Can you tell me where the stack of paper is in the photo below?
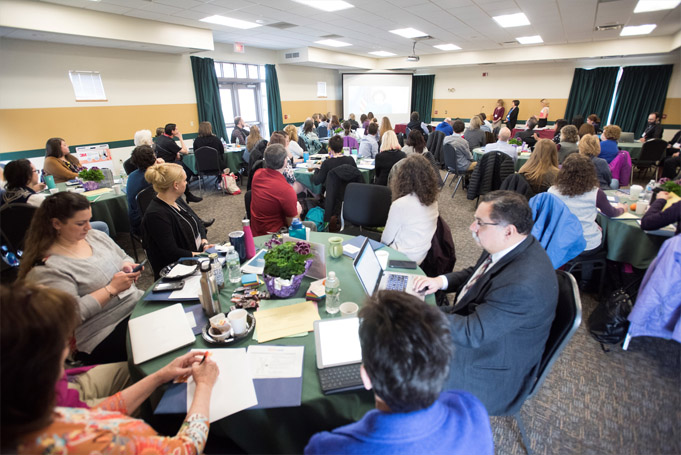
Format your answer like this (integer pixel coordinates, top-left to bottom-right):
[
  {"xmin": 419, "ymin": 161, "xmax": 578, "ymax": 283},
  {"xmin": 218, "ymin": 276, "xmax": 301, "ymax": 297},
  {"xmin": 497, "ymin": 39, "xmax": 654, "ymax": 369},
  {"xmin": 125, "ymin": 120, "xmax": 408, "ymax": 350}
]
[
  {"xmin": 254, "ymin": 301, "xmax": 321, "ymax": 343},
  {"xmin": 306, "ymin": 278, "xmax": 326, "ymax": 301}
]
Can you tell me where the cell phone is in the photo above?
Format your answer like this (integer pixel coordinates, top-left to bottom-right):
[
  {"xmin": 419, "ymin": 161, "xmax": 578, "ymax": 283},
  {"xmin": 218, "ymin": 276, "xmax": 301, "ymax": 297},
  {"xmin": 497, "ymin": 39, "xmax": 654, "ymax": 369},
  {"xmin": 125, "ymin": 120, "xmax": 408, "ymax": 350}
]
[
  {"xmin": 130, "ymin": 259, "xmax": 148, "ymax": 273},
  {"xmin": 152, "ymin": 280, "xmax": 185, "ymax": 293},
  {"xmin": 388, "ymin": 259, "xmax": 418, "ymax": 269}
]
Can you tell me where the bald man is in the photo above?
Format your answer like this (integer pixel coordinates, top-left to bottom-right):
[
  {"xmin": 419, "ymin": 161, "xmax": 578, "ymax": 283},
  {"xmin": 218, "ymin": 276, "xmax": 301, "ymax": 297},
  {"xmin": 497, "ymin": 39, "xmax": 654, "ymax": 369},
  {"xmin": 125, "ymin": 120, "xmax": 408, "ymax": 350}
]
[
  {"xmin": 436, "ymin": 117, "xmax": 454, "ymax": 136},
  {"xmin": 484, "ymin": 127, "xmax": 517, "ymax": 162}
]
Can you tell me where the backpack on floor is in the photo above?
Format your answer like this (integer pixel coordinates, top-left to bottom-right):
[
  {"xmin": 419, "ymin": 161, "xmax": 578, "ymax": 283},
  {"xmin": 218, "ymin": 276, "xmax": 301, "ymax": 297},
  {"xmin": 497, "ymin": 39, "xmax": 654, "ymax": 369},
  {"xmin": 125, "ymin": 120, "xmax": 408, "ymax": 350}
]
[
  {"xmin": 588, "ymin": 288, "xmax": 633, "ymax": 350},
  {"xmin": 305, "ymin": 207, "xmax": 325, "ymax": 232}
]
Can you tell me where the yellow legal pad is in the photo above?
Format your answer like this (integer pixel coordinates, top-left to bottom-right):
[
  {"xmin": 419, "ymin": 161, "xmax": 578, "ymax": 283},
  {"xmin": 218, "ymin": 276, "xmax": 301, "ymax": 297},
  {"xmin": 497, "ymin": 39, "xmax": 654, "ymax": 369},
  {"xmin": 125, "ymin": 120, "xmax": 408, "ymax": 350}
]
[
  {"xmin": 254, "ymin": 301, "xmax": 321, "ymax": 343},
  {"xmin": 83, "ymin": 188, "xmax": 113, "ymax": 197}
]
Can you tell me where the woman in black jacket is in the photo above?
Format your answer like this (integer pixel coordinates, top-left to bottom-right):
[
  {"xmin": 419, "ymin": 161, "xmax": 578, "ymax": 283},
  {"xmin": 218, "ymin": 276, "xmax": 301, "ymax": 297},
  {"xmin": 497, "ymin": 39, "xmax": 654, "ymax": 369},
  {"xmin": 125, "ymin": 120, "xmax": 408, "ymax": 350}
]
[{"xmin": 142, "ymin": 163, "xmax": 214, "ymax": 278}]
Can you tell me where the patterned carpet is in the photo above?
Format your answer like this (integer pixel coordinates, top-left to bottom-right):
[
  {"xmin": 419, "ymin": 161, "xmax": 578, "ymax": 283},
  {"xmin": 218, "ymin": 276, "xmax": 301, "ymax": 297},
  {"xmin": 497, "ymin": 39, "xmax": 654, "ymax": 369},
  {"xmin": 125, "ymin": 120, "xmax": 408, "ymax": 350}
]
[{"xmin": 123, "ymin": 173, "xmax": 680, "ymax": 455}]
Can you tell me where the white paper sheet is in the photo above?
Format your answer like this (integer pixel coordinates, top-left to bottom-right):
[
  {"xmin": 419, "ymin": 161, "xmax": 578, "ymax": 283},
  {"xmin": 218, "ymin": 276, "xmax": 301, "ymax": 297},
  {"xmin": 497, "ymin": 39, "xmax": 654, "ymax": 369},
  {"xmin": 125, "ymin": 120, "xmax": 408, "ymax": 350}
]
[
  {"xmin": 169, "ymin": 274, "xmax": 202, "ymax": 299},
  {"xmin": 186, "ymin": 348, "xmax": 258, "ymax": 422},
  {"xmin": 166, "ymin": 263, "xmax": 197, "ymax": 278},
  {"xmin": 247, "ymin": 345, "xmax": 304, "ymax": 378}
]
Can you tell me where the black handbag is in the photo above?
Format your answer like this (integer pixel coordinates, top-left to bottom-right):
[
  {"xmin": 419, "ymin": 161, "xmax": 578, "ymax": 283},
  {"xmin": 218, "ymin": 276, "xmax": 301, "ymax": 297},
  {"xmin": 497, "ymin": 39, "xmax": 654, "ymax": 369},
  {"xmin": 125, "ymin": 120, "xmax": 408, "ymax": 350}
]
[{"xmin": 588, "ymin": 288, "xmax": 633, "ymax": 351}]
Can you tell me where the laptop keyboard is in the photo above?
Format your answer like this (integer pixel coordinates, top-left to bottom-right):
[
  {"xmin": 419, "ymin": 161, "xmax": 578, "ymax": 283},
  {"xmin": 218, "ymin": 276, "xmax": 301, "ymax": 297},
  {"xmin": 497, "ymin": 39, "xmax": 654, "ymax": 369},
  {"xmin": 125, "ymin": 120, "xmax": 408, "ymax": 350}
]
[
  {"xmin": 318, "ymin": 363, "xmax": 363, "ymax": 394},
  {"xmin": 385, "ymin": 274, "xmax": 408, "ymax": 291}
]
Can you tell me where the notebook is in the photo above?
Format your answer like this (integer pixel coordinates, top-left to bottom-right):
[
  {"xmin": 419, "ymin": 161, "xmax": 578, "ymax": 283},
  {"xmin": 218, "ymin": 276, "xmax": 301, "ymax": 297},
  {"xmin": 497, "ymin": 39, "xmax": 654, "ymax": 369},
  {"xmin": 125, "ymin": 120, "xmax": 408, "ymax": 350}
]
[
  {"xmin": 352, "ymin": 237, "xmax": 425, "ymax": 300},
  {"xmin": 128, "ymin": 303, "xmax": 196, "ymax": 364},
  {"xmin": 314, "ymin": 318, "xmax": 363, "ymax": 394}
]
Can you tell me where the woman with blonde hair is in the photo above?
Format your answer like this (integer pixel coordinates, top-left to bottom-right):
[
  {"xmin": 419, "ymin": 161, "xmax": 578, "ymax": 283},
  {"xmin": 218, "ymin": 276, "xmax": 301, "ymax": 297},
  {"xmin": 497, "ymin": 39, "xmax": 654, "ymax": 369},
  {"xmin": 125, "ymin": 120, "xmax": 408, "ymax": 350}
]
[
  {"xmin": 141, "ymin": 163, "xmax": 213, "ymax": 278},
  {"xmin": 464, "ymin": 116, "xmax": 486, "ymax": 149},
  {"xmin": 518, "ymin": 139, "xmax": 559, "ymax": 194},
  {"xmin": 284, "ymin": 124, "xmax": 305, "ymax": 159},
  {"xmin": 374, "ymin": 130, "xmax": 406, "ymax": 186},
  {"xmin": 379, "ymin": 116, "xmax": 393, "ymax": 139},
  {"xmin": 492, "ymin": 99, "xmax": 505, "ymax": 130},
  {"xmin": 382, "ymin": 154, "xmax": 439, "ymax": 264},
  {"xmin": 579, "ymin": 134, "xmax": 612, "ymax": 189}
]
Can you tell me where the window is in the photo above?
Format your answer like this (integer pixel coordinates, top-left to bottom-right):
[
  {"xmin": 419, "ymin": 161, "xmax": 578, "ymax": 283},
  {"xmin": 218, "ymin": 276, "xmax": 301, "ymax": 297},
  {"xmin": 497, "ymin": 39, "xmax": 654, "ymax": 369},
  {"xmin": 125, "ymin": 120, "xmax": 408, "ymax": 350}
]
[
  {"xmin": 214, "ymin": 61, "xmax": 269, "ymax": 137},
  {"xmin": 68, "ymin": 71, "xmax": 107, "ymax": 101}
]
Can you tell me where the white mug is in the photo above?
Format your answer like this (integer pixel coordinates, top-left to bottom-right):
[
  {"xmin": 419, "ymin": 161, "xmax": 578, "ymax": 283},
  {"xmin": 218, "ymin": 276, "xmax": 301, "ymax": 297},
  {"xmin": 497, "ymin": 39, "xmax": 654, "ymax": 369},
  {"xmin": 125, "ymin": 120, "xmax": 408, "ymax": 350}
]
[
  {"xmin": 228, "ymin": 308, "xmax": 248, "ymax": 335},
  {"xmin": 340, "ymin": 302, "xmax": 359, "ymax": 318},
  {"xmin": 636, "ymin": 200, "xmax": 649, "ymax": 215}
]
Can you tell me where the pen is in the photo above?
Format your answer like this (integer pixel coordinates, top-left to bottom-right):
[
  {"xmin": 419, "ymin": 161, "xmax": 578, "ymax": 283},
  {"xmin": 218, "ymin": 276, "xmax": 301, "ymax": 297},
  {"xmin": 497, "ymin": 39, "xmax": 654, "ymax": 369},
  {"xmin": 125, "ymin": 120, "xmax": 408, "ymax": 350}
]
[{"xmin": 199, "ymin": 350, "xmax": 209, "ymax": 365}]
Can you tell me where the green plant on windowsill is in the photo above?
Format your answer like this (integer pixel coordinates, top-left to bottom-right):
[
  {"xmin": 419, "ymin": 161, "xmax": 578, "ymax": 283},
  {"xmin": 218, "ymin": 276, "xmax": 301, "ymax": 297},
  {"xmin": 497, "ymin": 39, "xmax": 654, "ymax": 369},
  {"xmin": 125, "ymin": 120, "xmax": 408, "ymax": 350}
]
[{"xmin": 78, "ymin": 167, "xmax": 105, "ymax": 182}]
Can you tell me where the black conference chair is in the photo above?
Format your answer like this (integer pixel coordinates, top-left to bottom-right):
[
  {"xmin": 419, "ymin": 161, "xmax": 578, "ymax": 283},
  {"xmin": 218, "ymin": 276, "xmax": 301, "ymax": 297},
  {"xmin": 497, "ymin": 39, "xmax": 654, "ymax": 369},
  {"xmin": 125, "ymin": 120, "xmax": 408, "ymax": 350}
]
[
  {"xmin": 340, "ymin": 183, "xmax": 392, "ymax": 241},
  {"xmin": 564, "ymin": 250, "xmax": 608, "ymax": 298},
  {"xmin": 244, "ymin": 190, "xmax": 252, "ymax": 220},
  {"xmin": 0, "ymin": 203, "xmax": 38, "ymax": 256},
  {"xmin": 635, "ymin": 139, "xmax": 667, "ymax": 178},
  {"xmin": 246, "ymin": 159, "xmax": 264, "ymax": 192},
  {"xmin": 513, "ymin": 270, "xmax": 582, "ymax": 454},
  {"xmin": 441, "ymin": 143, "xmax": 474, "ymax": 199},
  {"xmin": 136, "ymin": 186, "xmax": 156, "ymax": 218},
  {"xmin": 194, "ymin": 146, "xmax": 225, "ymax": 195},
  {"xmin": 317, "ymin": 125, "xmax": 328, "ymax": 139}
]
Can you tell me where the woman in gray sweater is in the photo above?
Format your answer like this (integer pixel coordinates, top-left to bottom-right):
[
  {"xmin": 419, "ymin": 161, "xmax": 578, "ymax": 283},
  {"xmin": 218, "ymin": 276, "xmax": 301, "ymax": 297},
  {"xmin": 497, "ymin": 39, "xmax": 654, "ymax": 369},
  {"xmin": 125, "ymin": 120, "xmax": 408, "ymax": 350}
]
[
  {"xmin": 463, "ymin": 116, "xmax": 487, "ymax": 150},
  {"xmin": 19, "ymin": 192, "xmax": 143, "ymax": 365}
]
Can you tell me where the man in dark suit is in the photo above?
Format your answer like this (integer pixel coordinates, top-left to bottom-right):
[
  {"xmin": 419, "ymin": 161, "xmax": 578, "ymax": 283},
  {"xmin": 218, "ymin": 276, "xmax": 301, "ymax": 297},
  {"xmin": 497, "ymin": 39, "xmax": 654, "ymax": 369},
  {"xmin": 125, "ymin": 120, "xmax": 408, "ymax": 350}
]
[
  {"xmin": 514, "ymin": 116, "xmax": 539, "ymax": 149},
  {"xmin": 640, "ymin": 112, "xmax": 664, "ymax": 143},
  {"xmin": 413, "ymin": 191, "xmax": 558, "ymax": 416},
  {"xmin": 505, "ymin": 99, "xmax": 520, "ymax": 130}
]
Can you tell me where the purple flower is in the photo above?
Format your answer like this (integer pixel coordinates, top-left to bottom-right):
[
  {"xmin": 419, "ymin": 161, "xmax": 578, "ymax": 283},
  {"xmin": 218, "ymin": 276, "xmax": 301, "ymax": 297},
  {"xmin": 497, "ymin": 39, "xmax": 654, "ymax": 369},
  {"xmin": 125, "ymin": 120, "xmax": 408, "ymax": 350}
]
[
  {"xmin": 294, "ymin": 241, "xmax": 310, "ymax": 255},
  {"xmin": 264, "ymin": 236, "xmax": 282, "ymax": 249}
]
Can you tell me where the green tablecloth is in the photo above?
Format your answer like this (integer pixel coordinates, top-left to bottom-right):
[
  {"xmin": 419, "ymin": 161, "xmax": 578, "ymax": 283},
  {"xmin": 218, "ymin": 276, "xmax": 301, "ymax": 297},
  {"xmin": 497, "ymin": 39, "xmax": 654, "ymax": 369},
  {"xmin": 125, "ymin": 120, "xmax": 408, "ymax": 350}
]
[
  {"xmin": 128, "ymin": 232, "xmax": 434, "ymax": 453},
  {"xmin": 618, "ymin": 142, "xmax": 643, "ymax": 161},
  {"xmin": 473, "ymin": 148, "xmax": 529, "ymax": 171},
  {"xmin": 294, "ymin": 167, "xmax": 372, "ymax": 194},
  {"xmin": 599, "ymin": 191, "xmax": 671, "ymax": 269},
  {"xmin": 184, "ymin": 148, "xmax": 245, "ymax": 174},
  {"xmin": 54, "ymin": 183, "xmax": 130, "ymax": 237}
]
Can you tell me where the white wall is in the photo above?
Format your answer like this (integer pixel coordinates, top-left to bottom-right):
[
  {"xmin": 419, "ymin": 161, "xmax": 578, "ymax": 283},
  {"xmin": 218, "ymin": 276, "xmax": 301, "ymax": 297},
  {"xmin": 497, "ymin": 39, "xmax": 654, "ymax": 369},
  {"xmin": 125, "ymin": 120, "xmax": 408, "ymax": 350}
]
[{"xmin": 277, "ymin": 64, "xmax": 341, "ymax": 101}]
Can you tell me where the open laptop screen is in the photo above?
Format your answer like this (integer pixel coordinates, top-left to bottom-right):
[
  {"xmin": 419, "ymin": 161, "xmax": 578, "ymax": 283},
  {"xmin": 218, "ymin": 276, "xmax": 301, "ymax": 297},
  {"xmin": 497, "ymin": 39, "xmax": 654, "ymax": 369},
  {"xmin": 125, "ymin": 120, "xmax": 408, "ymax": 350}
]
[
  {"xmin": 353, "ymin": 238, "xmax": 382, "ymax": 296},
  {"xmin": 314, "ymin": 318, "xmax": 362, "ymax": 368}
]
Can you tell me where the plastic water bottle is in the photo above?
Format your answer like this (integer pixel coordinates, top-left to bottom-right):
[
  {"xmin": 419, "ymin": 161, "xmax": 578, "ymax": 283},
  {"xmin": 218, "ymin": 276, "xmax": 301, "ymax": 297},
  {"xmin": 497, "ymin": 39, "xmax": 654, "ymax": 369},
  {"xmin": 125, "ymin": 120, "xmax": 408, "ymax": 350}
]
[
  {"xmin": 644, "ymin": 179, "xmax": 655, "ymax": 201},
  {"xmin": 288, "ymin": 218, "xmax": 306, "ymax": 240},
  {"xmin": 209, "ymin": 253, "xmax": 225, "ymax": 288},
  {"xmin": 325, "ymin": 272, "xmax": 341, "ymax": 314},
  {"xmin": 118, "ymin": 159, "xmax": 127, "ymax": 183},
  {"xmin": 226, "ymin": 245, "xmax": 241, "ymax": 284}
]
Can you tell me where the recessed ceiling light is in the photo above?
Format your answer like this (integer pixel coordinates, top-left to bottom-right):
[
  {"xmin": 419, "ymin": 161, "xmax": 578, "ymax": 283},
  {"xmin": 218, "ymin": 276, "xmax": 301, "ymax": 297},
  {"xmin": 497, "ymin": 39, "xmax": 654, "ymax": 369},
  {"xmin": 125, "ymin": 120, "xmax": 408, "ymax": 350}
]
[
  {"xmin": 389, "ymin": 28, "xmax": 428, "ymax": 39},
  {"xmin": 293, "ymin": 0, "xmax": 354, "ymax": 12},
  {"xmin": 315, "ymin": 39, "xmax": 352, "ymax": 47},
  {"xmin": 369, "ymin": 51, "xmax": 397, "ymax": 57},
  {"xmin": 492, "ymin": 13, "xmax": 531, "ymax": 28},
  {"xmin": 620, "ymin": 24, "xmax": 657, "ymax": 35},
  {"xmin": 516, "ymin": 35, "xmax": 543, "ymax": 44},
  {"xmin": 434, "ymin": 44, "xmax": 461, "ymax": 51},
  {"xmin": 200, "ymin": 15, "xmax": 262, "ymax": 29},
  {"xmin": 634, "ymin": 0, "xmax": 681, "ymax": 13}
]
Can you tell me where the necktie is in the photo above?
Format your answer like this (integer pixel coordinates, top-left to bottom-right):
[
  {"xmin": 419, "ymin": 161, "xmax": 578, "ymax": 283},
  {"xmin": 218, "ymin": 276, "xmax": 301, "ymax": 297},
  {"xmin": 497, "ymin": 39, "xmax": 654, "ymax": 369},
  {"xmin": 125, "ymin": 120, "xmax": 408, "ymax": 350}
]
[{"xmin": 456, "ymin": 255, "xmax": 493, "ymax": 304}]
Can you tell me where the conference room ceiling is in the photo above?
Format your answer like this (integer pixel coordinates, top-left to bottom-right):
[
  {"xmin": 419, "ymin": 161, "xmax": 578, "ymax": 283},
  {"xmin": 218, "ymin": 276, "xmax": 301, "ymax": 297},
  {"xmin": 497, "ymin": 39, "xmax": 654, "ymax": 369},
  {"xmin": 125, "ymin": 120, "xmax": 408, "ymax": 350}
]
[{"xmin": 35, "ymin": 0, "xmax": 681, "ymax": 57}]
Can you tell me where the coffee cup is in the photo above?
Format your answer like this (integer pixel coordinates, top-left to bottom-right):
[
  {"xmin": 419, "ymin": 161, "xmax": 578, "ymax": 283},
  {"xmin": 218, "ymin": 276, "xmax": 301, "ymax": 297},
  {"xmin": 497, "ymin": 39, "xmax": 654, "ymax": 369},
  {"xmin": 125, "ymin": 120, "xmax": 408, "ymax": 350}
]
[
  {"xmin": 340, "ymin": 302, "xmax": 359, "ymax": 318},
  {"xmin": 635, "ymin": 200, "xmax": 649, "ymax": 215},
  {"xmin": 228, "ymin": 308, "xmax": 249, "ymax": 335},
  {"xmin": 209, "ymin": 313, "xmax": 231, "ymax": 333},
  {"xmin": 303, "ymin": 152, "xmax": 310, "ymax": 162},
  {"xmin": 44, "ymin": 175, "xmax": 56, "ymax": 190},
  {"xmin": 328, "ymin": 236, "xmax": 344, "ymax": 259},
  {"xmin": 208, "ymin": 326, "xmax": 231, "ymax": 341},
  {"xmin": 375, "ymin": 250, "xmax": 389, "ymax": 270},
  {"xmin": 49, "ymin": 188, "xmax": 59, "ymax": 195},
  {"xmin": 112, "ymin": 184, "xmax": 122, "ymax": 195},
  {"xmin": 630, "ymin": 185, "xmax": 643, "ymax": 200}
]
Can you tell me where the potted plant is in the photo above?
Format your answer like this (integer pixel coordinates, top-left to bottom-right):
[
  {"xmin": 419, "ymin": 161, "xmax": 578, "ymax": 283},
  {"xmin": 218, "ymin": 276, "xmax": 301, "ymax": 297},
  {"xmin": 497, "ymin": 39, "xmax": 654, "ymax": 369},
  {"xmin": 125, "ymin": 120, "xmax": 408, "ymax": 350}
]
[
  {"xmin": 263, "ymin": 238, "xmax": 314, "ymax": 298},
  {"xmin": 78, "ymin": 167, "xmax": 105, "ymax": 191}
]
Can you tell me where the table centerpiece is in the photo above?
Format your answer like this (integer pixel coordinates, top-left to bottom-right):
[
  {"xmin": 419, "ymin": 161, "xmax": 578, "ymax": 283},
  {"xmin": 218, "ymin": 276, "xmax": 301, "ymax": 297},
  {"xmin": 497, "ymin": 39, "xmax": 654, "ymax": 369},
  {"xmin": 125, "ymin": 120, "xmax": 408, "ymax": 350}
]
[
  {"xmin": 78, "ymin": 167, "xmax": 105, "ymax": 191},
  {"xmin": 263, "ymin": 237, "xmax": 314, "ymax": 298}
]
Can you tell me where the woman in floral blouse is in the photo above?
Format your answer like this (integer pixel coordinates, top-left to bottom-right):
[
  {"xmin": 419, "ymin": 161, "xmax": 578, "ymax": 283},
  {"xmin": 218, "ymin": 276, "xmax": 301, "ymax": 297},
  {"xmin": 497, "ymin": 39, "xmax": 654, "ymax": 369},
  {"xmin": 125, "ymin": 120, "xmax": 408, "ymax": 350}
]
[{"xmin": 1, "ymin": 282, "xmax": 219, "ymax": 454}]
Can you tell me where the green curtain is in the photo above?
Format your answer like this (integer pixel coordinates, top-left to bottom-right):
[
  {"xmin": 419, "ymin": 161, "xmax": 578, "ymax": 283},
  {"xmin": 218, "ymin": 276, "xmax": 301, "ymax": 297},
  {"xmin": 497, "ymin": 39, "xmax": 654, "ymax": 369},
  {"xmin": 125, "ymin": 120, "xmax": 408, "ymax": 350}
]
[
  {"xmin": 611, "ymin": 64, "xmax": 674, "ymax": 137},
  {"xmin": 411, "ymin": 75, "xmax": 435, "ymax": 123},
  {"xmin": 265, "ymin": 64, "xmax": 283, "ymax": 134},
  {"xmin": 563, "ymin": 67, "xmax": 619, "ymax": 123},
  {"xmin": 190, "ymin": 56, "xmax": 228, "ymax": 141}
]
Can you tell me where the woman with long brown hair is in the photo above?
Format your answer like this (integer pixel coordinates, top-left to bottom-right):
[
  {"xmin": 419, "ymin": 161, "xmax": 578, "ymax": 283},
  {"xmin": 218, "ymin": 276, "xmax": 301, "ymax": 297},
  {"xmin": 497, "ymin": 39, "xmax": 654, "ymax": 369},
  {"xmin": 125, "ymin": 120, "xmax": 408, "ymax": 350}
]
[
  {"xmin": 19, "ymin": 192, "xmax": 142, "ymax": 365},
  {"xmin": 382, "ymin": 154, "xmax": 439, "ymax": 265},
  {"xmin": 518, "ymin": 139, "xmax": 559, "ymax": 193},
  {"xmin": 43, "ymin": 137, "xmax": 84, "ymax": 183}
]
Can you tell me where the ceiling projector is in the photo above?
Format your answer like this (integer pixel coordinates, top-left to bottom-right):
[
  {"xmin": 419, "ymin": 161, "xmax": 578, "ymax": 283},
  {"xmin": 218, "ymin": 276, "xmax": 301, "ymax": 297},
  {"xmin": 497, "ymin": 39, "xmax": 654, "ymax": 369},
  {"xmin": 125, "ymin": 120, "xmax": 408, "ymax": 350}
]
[{"xmin": 406, "ymin": 55, "xmax": 420, "ymax": 62}]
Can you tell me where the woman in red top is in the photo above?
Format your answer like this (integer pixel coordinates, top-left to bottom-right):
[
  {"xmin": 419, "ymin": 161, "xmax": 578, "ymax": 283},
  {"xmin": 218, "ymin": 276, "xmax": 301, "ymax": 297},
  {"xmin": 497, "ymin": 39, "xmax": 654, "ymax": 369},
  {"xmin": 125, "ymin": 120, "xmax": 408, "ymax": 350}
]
[{"xmin": 492, "ymin": 99, "xmax": 505, "ymax": 130}]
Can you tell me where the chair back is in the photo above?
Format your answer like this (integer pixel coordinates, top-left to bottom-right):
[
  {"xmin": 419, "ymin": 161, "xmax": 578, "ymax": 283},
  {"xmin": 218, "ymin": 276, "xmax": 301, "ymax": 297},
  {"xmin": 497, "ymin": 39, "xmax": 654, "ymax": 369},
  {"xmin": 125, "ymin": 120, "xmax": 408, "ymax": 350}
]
[
  {"xmin": 341, "ymin": 183, "xmax": 392, "ymax": 228},
  {"xmin": 324, "ymin": 165, "xmax": 364, "ymax": 222},
  {"xmin": 638, "ymin": 139, "xmax": 667, "ymax": 166},
  {"xmin": 527, "ymin": 270, "xmax": 582, "ymax": 399},
  {"xmin": 342, "ymin": 136, "xmax": 358, "ymax": 150},
  {"xmin": 194, "ymin": 146, "xmax": 222, "ymax": 175},
  {"xmin": 244, "ymin": 190, "xmax": 252, "ymax": 220},
  {"xmin": 246, "ymin": 159, "xmax": 265, "ymax": 191},
  {"xmin": 317, "ymin": 126, "xmax": 328, "ymax": 138},
  {"xmin": 298, "ymin": 136, "xmax": 308, "ymax": 152},
  {"xmin": 485, "ymin": 131, "xmax": 496, "ymax": 144},
  {"xmin": 619, "ymin": 132, "xmax": 635, "ymax": 142},
  {"xmin": 0, "ymin": 203, "xmax": 37, "ymax": 254},
  {"xmin": 426, "ymin": 131, "xmax": 446, "ymax": 165},
  {"xmin": 442, "ymin": 143, "xmax": 461, "ymax": 174},
  {"xmin": 136, "ymin": 186, "xmax": 157, "ymax": 217}
]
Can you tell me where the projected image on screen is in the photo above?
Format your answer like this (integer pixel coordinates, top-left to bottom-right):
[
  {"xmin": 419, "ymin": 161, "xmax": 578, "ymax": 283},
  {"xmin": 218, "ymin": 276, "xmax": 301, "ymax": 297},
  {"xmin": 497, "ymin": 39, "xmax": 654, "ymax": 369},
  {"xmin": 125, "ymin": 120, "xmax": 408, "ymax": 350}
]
[{"xmin": 343, "ymin": 73, "xmax": 413, "ymax": 124}]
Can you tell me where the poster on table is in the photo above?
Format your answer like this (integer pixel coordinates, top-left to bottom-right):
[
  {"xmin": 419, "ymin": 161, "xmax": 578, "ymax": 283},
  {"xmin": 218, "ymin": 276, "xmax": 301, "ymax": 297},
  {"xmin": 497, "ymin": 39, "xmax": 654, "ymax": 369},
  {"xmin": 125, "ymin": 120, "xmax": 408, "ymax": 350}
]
[{"xmin": 75, "ymin": 144, "xmax": 114, "ymax": 171}]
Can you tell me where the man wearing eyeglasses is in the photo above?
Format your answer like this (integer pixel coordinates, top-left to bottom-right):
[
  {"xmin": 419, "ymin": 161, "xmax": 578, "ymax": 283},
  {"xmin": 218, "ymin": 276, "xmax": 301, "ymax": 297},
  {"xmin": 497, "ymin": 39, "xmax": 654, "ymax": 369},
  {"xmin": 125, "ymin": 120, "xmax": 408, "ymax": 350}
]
[{"xmin": 413, "ymin": 190, "xmax": 558, "ymax": 416}]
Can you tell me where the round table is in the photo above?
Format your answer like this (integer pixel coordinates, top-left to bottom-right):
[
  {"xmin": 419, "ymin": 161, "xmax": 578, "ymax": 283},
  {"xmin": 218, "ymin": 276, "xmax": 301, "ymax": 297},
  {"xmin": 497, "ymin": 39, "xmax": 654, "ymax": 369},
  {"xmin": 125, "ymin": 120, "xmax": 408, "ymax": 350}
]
[
  {"xmin": 52, "ymin": 183, "xmax": 130, "ymax": 237},
  {"xmin": 183, "ymin": 148, "xmax": 245, "ymax": 174},
  {"xmin": 473, "ymin": 148, "xmax": 529, "ymax": 171},
  {"xmin": 128, "ymin": 232, "xmax": 434, "ymax": 453},
  {"xmin": 293, "ymin": 164, "xmax": 373, "ymax": 195},
  {"xmin": 617, "ymin": 142, "xmax": 643, "ymax": 161}
]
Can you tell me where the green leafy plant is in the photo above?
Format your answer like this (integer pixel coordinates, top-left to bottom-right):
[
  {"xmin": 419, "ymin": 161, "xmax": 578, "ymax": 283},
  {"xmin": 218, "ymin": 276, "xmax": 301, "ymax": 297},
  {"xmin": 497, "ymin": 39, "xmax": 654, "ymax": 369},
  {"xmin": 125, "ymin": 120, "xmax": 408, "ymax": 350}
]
[
  {"xmin": 78, "ymin": 167, "xmax": 105, "ymax": 182},
  {"xmin": 508, "ymin": 138, "xmax": 522, "ymax": 146},
  {"xmin": 660, "ymin": 180, "xmax": 681, "ymax": 197},
  {"xmin": 263, "ymin": 241, "xmax": 313, "ymax": 279}
]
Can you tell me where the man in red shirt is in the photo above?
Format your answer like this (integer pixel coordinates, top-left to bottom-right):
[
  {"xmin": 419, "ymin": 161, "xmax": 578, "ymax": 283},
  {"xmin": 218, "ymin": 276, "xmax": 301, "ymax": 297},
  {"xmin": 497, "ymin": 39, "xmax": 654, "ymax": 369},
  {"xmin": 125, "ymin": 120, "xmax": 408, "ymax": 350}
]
[{"xmin": 250, "ymin": 144, "xmax": 301, "ymax": 236}]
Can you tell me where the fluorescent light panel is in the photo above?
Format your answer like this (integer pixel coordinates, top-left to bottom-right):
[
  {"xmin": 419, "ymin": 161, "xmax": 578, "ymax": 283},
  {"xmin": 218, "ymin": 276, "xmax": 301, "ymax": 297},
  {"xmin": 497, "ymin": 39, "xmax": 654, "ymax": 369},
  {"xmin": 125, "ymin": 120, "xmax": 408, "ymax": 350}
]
[
  {"xmin": 200, "ymin": 15, "xmax": 261, "ymax": 29},
  {"xmin": 315, "ymin": 39, "xmax": 352, "ymax": 47},
  {"xmin": 434, "ymin": 44, "xmax": 461, "ymax": 51},
  {"xmin": 369, "ymin": 51, "xmax": 396, "ymax": 57},
  {"xmin": 492, "ymin": 12, "xmax": 530, "ymax": 28},
  {"xmin": 389, "ymin": 28, "xmax": 428, "ymax": 38},
  {"xmin": 620, "ymin": 24, "xmax": 657, "ymax": 35},
  {"xmin": 293, "ymin": 0, "xmax": 354, "ymax": 11},
  {"xmin": 516, "ymin": 35, "xmax": 543, "ymax": 44},
  {"xmin": 634, "ymin": 0, "xmax": 681, "ymax": 12}
]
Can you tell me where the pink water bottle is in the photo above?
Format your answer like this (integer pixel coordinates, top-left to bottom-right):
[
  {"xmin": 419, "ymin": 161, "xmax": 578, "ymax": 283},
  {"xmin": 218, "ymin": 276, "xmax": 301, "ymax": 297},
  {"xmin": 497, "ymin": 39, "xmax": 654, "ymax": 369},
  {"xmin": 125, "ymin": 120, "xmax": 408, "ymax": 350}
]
[{"xmin": 242, "ymin": 219, "xmax": 256, "ymax": 260}]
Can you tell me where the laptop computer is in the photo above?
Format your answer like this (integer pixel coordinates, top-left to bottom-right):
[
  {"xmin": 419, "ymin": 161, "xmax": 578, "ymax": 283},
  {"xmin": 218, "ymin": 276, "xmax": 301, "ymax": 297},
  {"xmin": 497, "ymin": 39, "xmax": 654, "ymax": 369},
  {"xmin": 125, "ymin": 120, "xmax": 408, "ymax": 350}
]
[
  {"xmin": 352, "ymin": 238, "xmax": 426, "ymax": 300},
  {"xmin": 314, "ymin": 317, "xmax": 364, "ymax": 394}
]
